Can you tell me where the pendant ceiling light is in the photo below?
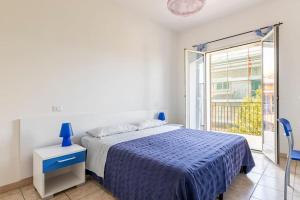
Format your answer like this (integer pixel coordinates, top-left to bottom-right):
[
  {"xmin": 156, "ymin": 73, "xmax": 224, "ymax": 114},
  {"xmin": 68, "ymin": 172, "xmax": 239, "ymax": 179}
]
[{"xmin": 167, "ymin": 0, "xmax": 206, "ymax": 16}]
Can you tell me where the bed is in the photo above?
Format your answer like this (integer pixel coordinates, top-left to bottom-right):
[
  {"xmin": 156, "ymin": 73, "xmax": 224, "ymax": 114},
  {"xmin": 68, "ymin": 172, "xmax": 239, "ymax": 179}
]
[{"xmin": 81, "ymin": 125, "xmax": 255, "ymax": 200}]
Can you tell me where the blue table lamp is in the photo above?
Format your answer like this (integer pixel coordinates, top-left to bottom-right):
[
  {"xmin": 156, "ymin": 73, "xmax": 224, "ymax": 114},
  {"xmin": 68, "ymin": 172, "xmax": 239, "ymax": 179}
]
[
  {"xmin": 158, "ymin": 112, "xmax": 166, "ymax": 121},
  {"xmin": 59, "ymin": 123, "xmax": 73, "ymax": 147}
]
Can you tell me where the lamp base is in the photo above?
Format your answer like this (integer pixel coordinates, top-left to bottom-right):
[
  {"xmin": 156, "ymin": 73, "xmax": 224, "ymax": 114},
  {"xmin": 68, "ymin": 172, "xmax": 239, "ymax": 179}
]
[{"xmin": 62, "ymin": 137, "xmax": 72, "ymax": 147}]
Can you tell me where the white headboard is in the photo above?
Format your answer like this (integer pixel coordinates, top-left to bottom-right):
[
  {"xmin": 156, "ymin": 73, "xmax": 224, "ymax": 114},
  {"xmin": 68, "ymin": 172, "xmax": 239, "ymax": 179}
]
[{"xmin": 20, "ymin": 110, "xmax": 163, "ymax": 179}]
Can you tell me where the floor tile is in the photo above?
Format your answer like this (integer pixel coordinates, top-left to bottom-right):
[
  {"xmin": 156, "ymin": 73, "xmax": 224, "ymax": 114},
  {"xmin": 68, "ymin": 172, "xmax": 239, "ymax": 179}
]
[
  {"xmin": 251, "ymin": 166, "xmax": 267, "ymax": 174},
  {"xmin": 224, "ymin": 187, "xmax": 252, "ymax": 200},
  {"xmin": 230, "ymin": 174, "xmax": 257, "ymax": 187},
  {"xmin": 292, "ymin": 182, "xmax": 300, "ymax": 196},
  {"xmin": 279, "ymin": 159, "xmax": 296, "ymax": 173},
  {"xmin": 252, "ymin": 185, "xmax": 292, "ymax": 200},
  {"xmin": 50, "ymin": 193, "xmax": 70, "ymax": 200},
  {"xmin": 258, "ymin": 174, "xmax": 294, "ymax": 192},
  {"xmin": 294, "ymin": 175, "xmax": 300, "ymax": 185},
  {"xmin": 79, "ymin": 190, "xmax": 116, "ymax": 200},
  {"xmin": 229, "ymin": 174, "xmax": 259, "ymax": 196},
  {"xmin": 252, "ymin": 153, "xmax": 265, "ymax": 159},
  {"xmin": 263, "ymin": 164, "xmax": 290, "ymax": 179},
  {"xmin": 20, "ymin": 185, "xmax": 41, "ymax": 200},
  {"xmin": 65, "ymin": 180, "xmax": 101, "ymax": 200},
  {"xmin": 225, "ymin": 173, "xmax": 259, "ymax": 200},
  {"xmin": 296, "ymin": 166, "xmax": 300, "ymax": 175},
  {"xmin": 293, "ymin": 193, "xmax": 300, "ymax": 200},
  {"xmin": 0, "ymin": 189, "xmax": 24, "ymax": 200},
  {"xmin": 251, "ymin": 157, "xmax": 269, "ymax": 174},
  {"xmin": 244, "ymin": 172, "xmax": 262, "ymax": 183}
]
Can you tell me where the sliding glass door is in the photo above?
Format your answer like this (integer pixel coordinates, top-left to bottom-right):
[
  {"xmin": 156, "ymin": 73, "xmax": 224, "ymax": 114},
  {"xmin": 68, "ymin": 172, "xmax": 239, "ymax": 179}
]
[
  {"xmin": 261, "ymin": 27, "xmax": 279, "ymax": 163},
  {"xmin": 185, "ymin": 50, "xmax": 206, "ymax": 130}
]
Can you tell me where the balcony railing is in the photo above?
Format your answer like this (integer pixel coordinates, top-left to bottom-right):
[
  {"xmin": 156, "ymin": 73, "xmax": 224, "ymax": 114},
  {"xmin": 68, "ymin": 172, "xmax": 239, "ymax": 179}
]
[{"xmin": 211, "ymin": 102, "xmax": 262, "ymax": 136}]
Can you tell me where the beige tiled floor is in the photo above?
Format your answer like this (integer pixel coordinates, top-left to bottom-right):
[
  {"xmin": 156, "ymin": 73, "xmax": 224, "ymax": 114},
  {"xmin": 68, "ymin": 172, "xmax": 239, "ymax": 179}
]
[
  {"xmin": 0, "ymin": 178, "xmax": 115, "ymax": 200},
  {"xmin": 1, "ymin": 152, "xmax": 299, "ymax": 200}
]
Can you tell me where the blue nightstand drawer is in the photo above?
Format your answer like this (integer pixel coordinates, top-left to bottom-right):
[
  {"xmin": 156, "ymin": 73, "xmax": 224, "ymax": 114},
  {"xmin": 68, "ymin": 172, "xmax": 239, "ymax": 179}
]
[{"xmin": 43, "ymin": 151, "xmax": 86, "ymax": 173}]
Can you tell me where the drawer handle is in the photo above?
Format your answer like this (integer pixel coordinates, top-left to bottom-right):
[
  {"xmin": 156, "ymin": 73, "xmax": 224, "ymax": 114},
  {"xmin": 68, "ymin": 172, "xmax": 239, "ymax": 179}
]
[{"xmin": 57, "ymin": 157, "xmax": 76, "ymax": 163}]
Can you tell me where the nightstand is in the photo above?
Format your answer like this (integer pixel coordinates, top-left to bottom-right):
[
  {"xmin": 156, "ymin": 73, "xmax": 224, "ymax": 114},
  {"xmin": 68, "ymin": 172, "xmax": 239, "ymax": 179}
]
[
  {"xmin": 168, "ymin": 124, "xmax": 185, "ymax": 129},
  {"xmin": 33, "ymin": 144, "xmax": 86, "ymax": 199}
]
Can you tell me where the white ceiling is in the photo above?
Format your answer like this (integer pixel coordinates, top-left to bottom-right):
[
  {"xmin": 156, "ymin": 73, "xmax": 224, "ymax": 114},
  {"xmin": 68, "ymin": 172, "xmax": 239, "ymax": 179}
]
[{"xmin": 112, "ymin": 0, "xmax": 271, "ymax": 31}]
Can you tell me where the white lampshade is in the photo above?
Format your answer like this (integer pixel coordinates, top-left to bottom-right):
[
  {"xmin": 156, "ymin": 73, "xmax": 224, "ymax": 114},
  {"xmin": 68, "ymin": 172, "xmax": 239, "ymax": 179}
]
[{"xmin": 167, "ymin": 0, "xmax": 205, "ymax": 16}]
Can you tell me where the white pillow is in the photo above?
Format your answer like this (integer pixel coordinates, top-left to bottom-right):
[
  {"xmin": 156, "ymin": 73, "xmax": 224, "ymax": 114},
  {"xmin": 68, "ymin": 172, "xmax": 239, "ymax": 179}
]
[
  {"xmin": 87, "ymin": 123, "xmax": 138, "ymax": 138},
  {"xmin": 136, "ymin": 119, "xmax": 167, "ymax": 130}
]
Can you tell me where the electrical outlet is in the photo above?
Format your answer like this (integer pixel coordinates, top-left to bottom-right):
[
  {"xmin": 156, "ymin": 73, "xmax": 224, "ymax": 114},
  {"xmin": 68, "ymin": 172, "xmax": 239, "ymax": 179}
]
[{"xmin": 52, "ymin": 106, "xmax": 63, "ymax": 112}]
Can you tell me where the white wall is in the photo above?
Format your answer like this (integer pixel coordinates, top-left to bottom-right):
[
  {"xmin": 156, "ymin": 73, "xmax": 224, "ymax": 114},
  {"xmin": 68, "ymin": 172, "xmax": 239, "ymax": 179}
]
[
  {"xmin": 176, "ymin": 0, "xmax": 300, "ymax": 154},
  {"xmin": 0, "ymin": 0, "xmax": 177, "ymax": 186}
]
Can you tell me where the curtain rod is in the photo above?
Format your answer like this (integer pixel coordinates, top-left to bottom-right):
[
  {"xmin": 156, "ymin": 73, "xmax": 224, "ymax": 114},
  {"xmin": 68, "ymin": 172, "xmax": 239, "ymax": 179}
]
[{"xmin": 192, "ymin": 22, "xmax": 283, "ymax": 48}]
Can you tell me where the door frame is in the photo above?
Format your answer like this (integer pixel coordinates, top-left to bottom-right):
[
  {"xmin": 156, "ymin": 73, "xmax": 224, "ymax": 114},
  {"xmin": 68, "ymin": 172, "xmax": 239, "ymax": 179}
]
[
  {"xmin": 205, "ymin": 41, "xmax": 262, "ymax": 135},
  {"xmin": 184, "ymin": 49, "xmax": 206, "ymax": 129},
  {"xmin": 184, "ymin": 27, "xmax": 280, "ymax": 158}
]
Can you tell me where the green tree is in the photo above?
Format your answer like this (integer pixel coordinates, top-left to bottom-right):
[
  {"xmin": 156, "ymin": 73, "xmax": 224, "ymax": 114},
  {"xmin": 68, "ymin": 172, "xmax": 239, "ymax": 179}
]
[{"xmin": 231, "ymin": 89, "xmax": 262, "ymax": 136}]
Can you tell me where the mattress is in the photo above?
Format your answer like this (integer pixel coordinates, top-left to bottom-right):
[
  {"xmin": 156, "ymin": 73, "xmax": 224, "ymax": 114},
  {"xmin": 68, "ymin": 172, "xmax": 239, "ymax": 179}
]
[{"xmin": 81, "ymin": 125, "xmax": 180, "ymax": 178}]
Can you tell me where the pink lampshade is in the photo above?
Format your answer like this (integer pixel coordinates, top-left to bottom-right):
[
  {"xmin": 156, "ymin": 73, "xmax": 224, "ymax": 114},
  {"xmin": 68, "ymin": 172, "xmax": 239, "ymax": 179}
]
[{"xmin": 167, "ymin": 0, "xmax": 205, "ymax": 16}]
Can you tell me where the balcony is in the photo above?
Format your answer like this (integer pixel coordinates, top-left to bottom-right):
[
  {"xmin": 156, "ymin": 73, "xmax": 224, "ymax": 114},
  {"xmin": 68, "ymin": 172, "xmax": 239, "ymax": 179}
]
[{"xmin": 210, "ymin": 102, "xmax": 262, "ymax": 150}]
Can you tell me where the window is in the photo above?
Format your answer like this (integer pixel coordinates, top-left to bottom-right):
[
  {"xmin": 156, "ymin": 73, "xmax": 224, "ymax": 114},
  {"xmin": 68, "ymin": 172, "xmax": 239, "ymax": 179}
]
[{"xmin": 216, "ymin": 82, "xmax": 229, "ymax": 90}]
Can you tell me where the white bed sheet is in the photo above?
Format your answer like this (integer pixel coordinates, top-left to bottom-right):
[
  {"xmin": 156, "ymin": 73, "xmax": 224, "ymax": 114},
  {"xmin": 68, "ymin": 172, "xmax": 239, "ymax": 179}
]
[{"xmin": 81, "ymin": 125, "xmax": 180, "ymax": 178}]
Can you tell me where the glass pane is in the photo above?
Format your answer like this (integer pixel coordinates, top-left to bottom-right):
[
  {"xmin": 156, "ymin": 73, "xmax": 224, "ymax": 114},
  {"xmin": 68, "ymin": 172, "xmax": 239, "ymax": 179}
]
[
  {"xmin": 262, "ymin": 30, "xmax": 277, "ymax": 163},
  {"xmin": 249, "ymin": 46, "xmax": 262, "ymax": 79},
  {"xmin": 228, "ymin": 48, "xmax": 249, "ymax": 80},
  {"xmin": 186, "ymin": 51, "xmax": 206, "ymax": 130},
  {"xmin": 228, "ymin": 81, "xmax": 249, "ymax": 100},
  {"xmin": 209, "ymin": 42, "xmax": 263, "ymax": 151}
]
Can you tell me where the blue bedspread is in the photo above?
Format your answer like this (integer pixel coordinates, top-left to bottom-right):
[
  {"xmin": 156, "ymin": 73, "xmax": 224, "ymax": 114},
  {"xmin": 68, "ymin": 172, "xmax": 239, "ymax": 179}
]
[{"xmin": 104, "ymin": 129, "xmax": 255, "ymax": 200}]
